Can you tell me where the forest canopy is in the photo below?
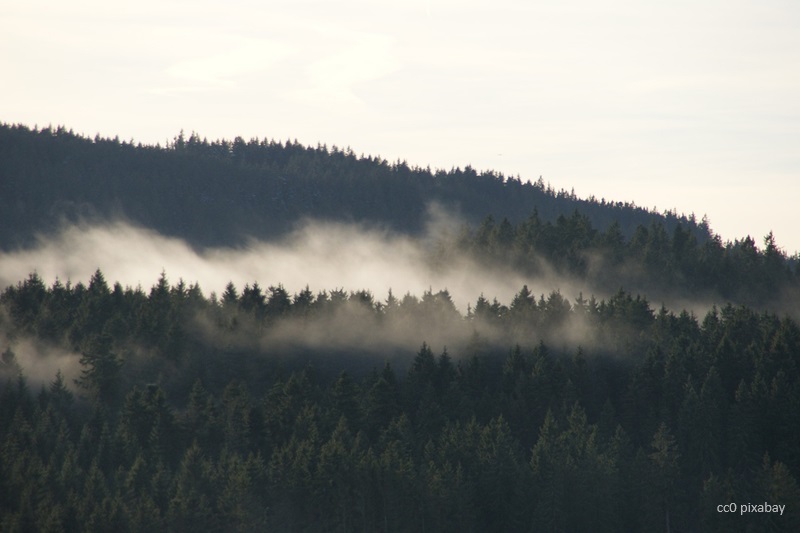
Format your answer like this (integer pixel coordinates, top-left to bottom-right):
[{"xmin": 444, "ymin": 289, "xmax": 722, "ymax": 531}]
[
  {"xmin": 1, "ymin": 270, "xmax": 799, "ymax": 531},
  {"xmin": 1, "ymin": 122, "xmax": 799, "ymax": 531}
]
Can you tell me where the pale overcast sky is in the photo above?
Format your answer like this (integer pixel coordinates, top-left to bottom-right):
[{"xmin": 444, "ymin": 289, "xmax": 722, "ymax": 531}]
[{"xmin": 2, "ymin": 0, "xmax": 799, "ymax": 252}]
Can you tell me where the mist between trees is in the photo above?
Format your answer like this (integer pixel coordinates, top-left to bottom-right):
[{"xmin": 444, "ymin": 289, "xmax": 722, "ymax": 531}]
[
  {"xmin": 3, "ymin": 210, "xmax": 799, "ymax": 313},
  {"xmin": 0, "ymin": 210, "xmax": 737, "ymax": 391},
  {"xmin": 2, "ymin": 262, "xmax": 800, "ymax": 530},
  {"xmin": 2, "ymin": 213, "xmax": 800, "ymax": 531}
]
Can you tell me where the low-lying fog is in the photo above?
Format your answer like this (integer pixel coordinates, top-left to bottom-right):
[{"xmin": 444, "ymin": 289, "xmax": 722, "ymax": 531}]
[
  {"xmin": 0, "ymin": 212, "xmax": 591, "ymax": 314},
  {"xmin": 0, "ymin": 209, "xmax": 737, "ymax": 389}
]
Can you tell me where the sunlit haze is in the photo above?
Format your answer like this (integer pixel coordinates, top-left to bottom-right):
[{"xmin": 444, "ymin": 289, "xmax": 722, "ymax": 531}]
[{"xmin": 2, "ymin": 0, "xmax": 798, "ymax": 251}]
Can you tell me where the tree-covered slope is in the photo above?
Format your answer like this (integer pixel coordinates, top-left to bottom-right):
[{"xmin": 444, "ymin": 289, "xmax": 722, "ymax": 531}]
[
  {"xmin": 454, "ymin": 211, "xmax": 800, "ymax": 310},
  {"xmin": 0, "ymin": 123, "xmax": 706, "ymax": 249},
  {"xmin": 1, "ymin": 271, "xmax": 800, "ymax": 531}
]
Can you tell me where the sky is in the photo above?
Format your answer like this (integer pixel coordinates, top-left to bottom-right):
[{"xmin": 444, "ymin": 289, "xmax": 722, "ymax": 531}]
[{"xmin": 2, "ymin": 0, "xmax": 799, "ymax": 252}]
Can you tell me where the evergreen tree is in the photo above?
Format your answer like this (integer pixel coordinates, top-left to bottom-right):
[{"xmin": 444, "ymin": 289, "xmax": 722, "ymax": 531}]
[{"xmin": 75, "ymin": 334, "xmax": 122, "ymax": 404}]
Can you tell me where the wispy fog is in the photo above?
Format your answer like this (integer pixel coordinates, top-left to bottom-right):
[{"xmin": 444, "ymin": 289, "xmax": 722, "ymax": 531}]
[
  {"xmin": 1, "ymin": 209, "xmax": 750, "ymax": 388},
  {"xmin": 0, "ymin": 210, "xmax": 587, "ymax": 314},
  {"xmin": 0, "ymin": 210, "xmax": 601, "ymax": 386},
  {"xmin": 0, "ymin": 330, "xmax": 82, "ymax": 389}
]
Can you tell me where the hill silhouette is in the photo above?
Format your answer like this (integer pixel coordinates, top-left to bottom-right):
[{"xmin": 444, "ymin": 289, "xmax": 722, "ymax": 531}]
[{"xmin": 0, "ymin": 123, "xmax": 706, "ymax": 249}]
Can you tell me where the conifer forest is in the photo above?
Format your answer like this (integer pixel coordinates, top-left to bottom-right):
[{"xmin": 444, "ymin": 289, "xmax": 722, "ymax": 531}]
[{"xmin": 1, "ymin": 124, "xmax": 799, "ymax": 531}]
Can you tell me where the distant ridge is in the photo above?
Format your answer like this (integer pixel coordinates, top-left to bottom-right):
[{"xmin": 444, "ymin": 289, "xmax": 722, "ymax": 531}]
[{"xmin": 0, "ymin": 123, "xmax": 706, "ymax": 249}]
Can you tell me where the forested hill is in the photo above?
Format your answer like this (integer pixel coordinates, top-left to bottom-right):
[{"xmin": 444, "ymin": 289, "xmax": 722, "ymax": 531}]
[
  {"xmin": 0, "ymin": 123, "xmax": 707, "ymax": 249},
  {"xmin": 3, "ymin": 122, "xmax": 800, "ymax": 531}
]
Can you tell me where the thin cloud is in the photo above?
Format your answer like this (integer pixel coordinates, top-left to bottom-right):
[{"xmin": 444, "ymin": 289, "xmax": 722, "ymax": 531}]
[
  {"xmin": 293, "ymin": 32, "xmax": 401, "ymax": 108},
  {"xmin": 164, "ymin": 38, "xmax": 292, "ymax": 90}
]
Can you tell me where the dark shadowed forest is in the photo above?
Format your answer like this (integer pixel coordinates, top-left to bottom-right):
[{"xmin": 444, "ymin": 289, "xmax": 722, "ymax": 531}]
[
  {"xmin": 0, "ymin": 124, "xmax": 711, "ymax": 249},
  {"xmin": 1, "ymin": 124, "xmax": 799, "ymax": 532}
]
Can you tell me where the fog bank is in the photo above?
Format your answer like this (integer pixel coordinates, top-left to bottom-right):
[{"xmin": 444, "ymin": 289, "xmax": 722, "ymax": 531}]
[{"xmin": 0, "ymin": 215, "xmax": 588, "ymax": 314}]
